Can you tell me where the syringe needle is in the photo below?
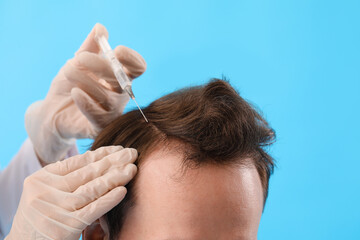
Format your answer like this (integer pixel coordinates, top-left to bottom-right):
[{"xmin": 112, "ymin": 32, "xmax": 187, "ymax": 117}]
[
  {"xmin": 133, "ymin": 98, "xmax": 148, "ymax": 123},
  {"xmin": 95, "ymin": 35, "xmax": 148, "ymax": 122}
]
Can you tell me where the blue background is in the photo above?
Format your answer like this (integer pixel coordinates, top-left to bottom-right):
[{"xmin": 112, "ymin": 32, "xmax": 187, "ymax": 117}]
[{"xmin": 1, "ymin": 0, "xmax": 359, "ymax": 239}]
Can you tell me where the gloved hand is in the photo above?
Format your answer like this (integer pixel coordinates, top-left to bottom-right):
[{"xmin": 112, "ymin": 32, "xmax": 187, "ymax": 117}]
[
  {"xmin": 25, "ymin": 23, "xmax": 146, "ymax": 164},
  {"xmin": 5, "ymin": 145, "xmax": 138, "ymax": 240}
]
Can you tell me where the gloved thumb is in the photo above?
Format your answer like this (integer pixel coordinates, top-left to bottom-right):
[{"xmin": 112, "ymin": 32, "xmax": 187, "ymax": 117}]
[
  {"xmin": 71, "ymin": 87, "xmax": 129, "ymax": 132},
  {"xmin": 70, "ymin": 87, "xmax": 103, "ymax": 137},
  {"xmin": 76, "ymin": 23, "xmax": 109, "ymax": 55}
]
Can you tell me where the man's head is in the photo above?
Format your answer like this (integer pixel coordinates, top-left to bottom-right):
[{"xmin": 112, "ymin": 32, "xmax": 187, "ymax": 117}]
[{"xmin": 90, "ymin": 79, "xmax": 275, "ymax": 239}]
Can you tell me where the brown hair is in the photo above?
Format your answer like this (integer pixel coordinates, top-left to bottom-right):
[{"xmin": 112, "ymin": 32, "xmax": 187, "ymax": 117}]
[{"xmin": 91, "ymin": 79, "xmax": 275, "ymax": 239}]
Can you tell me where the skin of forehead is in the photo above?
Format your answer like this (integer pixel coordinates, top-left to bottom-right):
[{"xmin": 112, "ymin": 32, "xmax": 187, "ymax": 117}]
[{"xmin": 116, "ymin": 143, "xmax": 264, "ymax": 240}]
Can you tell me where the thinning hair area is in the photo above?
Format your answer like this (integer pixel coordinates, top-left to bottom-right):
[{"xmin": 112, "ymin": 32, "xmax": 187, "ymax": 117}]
[{"xmin": 91, "ymin": 79, "xmax": 275, "ymax": 239}]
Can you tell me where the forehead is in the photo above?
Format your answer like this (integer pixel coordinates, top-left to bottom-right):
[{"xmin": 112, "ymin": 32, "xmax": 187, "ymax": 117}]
[{"xmin": 118, "ymin": 145, "xmax": 264, "ymax": 239}]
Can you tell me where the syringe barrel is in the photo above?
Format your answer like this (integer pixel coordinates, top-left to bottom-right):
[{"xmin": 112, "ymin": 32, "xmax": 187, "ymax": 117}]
[
  {"xmin": 104, "ymin": 50, "xmax": 132, "ymax": 90},
  {"xmin": 96, "ymin": 35, "xmax": 132, "ymax": 92},
  {"xmin": 95, "ymin": 33, "xmax": 147, "ymax": 122}
]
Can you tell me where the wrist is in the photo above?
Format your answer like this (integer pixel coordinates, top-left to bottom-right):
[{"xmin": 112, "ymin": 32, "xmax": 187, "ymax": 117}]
[
  {"xmin": 25, "ymin": 100, "xmax": 77, "ymax": 164},
  {"xmin": 33, "ymin": 136, "xmax": 76, "ymax": 164}
]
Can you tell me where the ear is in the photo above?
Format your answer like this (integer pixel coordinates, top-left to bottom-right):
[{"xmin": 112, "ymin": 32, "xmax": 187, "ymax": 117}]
[{"xmin": 82, "ymin": 217, "xmax": 109, "ymax": 240}]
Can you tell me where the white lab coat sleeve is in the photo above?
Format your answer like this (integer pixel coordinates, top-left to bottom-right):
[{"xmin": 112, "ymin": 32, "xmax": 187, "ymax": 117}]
[{"xmin": 0, "ymin": 138, "xmax": 78, "ymax": 239}]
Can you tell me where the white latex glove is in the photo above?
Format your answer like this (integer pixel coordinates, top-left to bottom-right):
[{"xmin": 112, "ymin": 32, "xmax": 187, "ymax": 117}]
[
  {"xmin": 5, "ymin": 145, "xmax": 138, "ymax": 240},
  {"xmin": 25, "ymin": 23, "xmax": 146, "ymax": 164}
]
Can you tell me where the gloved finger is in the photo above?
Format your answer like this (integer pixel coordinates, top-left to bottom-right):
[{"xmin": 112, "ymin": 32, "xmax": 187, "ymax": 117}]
[
  {"xmin": 44, "ymin": 146, "xmax": 124, "ymax": 176},
  {"xmin": 26, "ymin": 197, "xmax": 86, "ymax": 236},
  {"xmin": 63, "ymin": 61, "xmax": 111, "ymax": 111},
  {"xmin": 114, "ymin": 45, "xmax": 147, "ymax": 78},
  {"xmin": 53, "ymin": 102, "xmax": 99, "ymax": 140},
  {"xmin": 71, "ymin": 84, "xmax": 130, "ymax": 112},
  {"xmin": 76, "ymin": 52, "xmax": 120, "ymax": 92},
  {"xmin": 71, "ymin": 87, "xmax": 107, "ymax": 130},
  {"xmin": 76, "ymin": 186, "xmax": 127, "ymax": 225},
  {"xmin": 68, "ymin": 116, "xmax": 99, "ymax": 140},
  {"xmin": 76, "ymin": 23, "xmax": 108, "ymax": 55},
  {"xmin": 62, "ymin": 148, "xmax": 137, "ymax": 192},
  {"xmin": 76, "ymin": 51, "xmax": 114, "ymax": 80},
  {"xmin": 72, "ymin": 164, "xmax": 137, "ymax": 209},
  {"xmin": 76, "ymin": 49, "xmax": 146, "ymax": 91},
  {"xmin": 47, "ymin": 164, "xmax": 137, "ymax": 211},
  {"xmin": 71, "ymin": 87, "xmax": 129, "ymax": 128},
  {"xmin": 77, "ymin": 46, "xmax": 147, "ymax": 79}
]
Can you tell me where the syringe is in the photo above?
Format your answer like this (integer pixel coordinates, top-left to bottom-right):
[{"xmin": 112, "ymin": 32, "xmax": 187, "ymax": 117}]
[{"xmin": 95, "ymin": 35, "xmax": 148, "ymax": 122}]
